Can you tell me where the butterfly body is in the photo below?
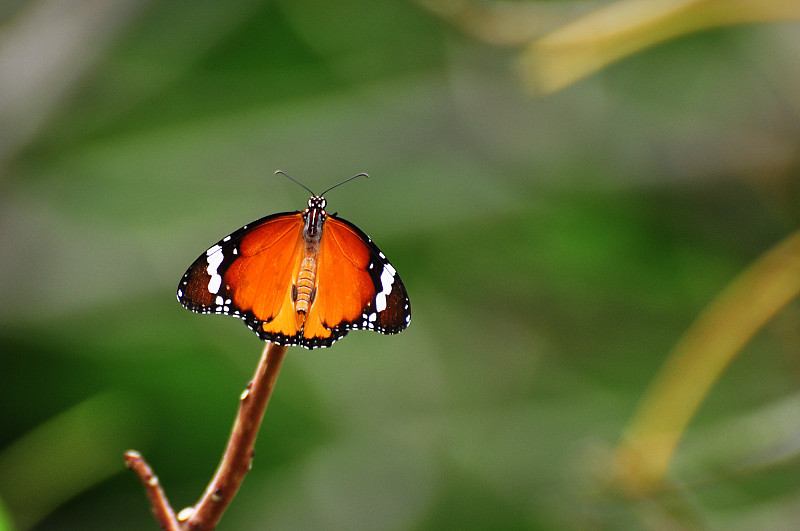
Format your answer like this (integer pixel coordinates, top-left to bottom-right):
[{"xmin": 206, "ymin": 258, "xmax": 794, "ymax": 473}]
[{"xmin": 178, "ymin": 192, "xmax": 410, "ymax": 349}]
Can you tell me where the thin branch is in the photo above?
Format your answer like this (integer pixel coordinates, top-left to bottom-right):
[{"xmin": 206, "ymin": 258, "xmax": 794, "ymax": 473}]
[
  {"xmin": 124, "ymin": 450, "xmax": 181, "ymax": 531},
  {"xmin": 126, "ymin": 341, "xmax": 289, "ymax": 531},
  {"xmin": 185, "ymin": 341, "xmax": 288, "ymax": 530}
]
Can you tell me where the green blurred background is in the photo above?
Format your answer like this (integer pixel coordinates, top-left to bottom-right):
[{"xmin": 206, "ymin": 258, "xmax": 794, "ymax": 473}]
[{"xmin": 2, "ymin": 1, "xmax": 800, "ymax": 529}]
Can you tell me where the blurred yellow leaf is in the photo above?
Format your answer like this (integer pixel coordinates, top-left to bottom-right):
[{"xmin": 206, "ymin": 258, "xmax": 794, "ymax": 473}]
[
  {"xmin": 614, "ymin": 227, "xmax": 800, "ymax": 495},
  {"xmin": 522, "ymin": 0, "xmax": 800, "ymax": 94}
]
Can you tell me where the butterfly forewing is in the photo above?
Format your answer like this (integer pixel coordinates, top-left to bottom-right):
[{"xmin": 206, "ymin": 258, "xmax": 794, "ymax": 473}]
[{"xmin": 177, "ymin": 211, "xmax": 299, "ymax": 318}]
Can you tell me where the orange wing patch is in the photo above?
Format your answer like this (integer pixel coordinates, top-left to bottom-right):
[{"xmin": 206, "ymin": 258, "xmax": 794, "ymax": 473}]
[
  {"xmin": 302, "ymin": 217, "xmax": 374, "ymax": 340},
  {"xmin": 223, "ymin": 215, "xmax": 304, "ymax": 335}
]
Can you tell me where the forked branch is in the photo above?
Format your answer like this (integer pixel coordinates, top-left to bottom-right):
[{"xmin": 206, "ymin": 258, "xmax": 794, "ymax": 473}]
[{"xmin": 126, "ymin": 342, "xmax": 289, "ymax": 530}]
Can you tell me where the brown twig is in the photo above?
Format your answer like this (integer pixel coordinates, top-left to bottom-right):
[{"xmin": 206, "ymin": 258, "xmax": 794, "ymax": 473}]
[
  {"xmin": 185, "ymin": 341, "xmax": 288, "ymax": 529},
  {"xmin": 124, "ymin": 450, "xmax": 181, "ymax": 531},
  {"xmin": 126, "ymin": 341, "xmax": 289, "ymax": 530}
]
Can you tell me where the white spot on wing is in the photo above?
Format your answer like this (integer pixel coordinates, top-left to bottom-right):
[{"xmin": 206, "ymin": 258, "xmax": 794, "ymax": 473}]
[
  {"xmin": 206, "ymin": 246, "xmax": 224, "ymax": 294},
  {"xmin": 375, "ymin": 263, "xmax": 396, "ymax": 313}
]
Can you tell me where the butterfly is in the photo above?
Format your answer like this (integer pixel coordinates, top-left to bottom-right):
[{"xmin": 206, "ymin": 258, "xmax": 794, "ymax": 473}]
[{"xmin": 177, "ymin": 171, "xmax": 411, "ymax": 349}]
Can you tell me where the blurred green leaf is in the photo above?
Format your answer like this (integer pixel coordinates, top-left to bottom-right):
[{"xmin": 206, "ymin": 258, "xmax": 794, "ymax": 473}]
[
  {"xmin": 0, "ymin": 497, "xmax": 13, "ymax": 531},
  {"xmin": 0, "ymin": 392, "xmax": 148, "ymax": 530}
]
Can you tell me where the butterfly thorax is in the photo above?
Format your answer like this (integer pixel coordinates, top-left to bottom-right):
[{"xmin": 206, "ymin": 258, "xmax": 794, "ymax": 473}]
[{"xmin": 293, "ymin": 196, "xmax": 327, "ymax": 327}]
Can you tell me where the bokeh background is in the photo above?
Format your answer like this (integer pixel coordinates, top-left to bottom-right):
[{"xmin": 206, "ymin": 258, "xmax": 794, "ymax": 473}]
[{"xmin": 2, "ymin": 1, "xmax": 800, "ymax": 529}]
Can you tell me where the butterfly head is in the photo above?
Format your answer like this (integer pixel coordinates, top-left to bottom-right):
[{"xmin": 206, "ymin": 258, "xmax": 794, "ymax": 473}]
[
  {"xmin": 303, "ymin": 195, "xmax": 327, "ymax": 239},
  {"xmin": 307, "ymin": 196, "xmax": 327, "ymax": 211}
]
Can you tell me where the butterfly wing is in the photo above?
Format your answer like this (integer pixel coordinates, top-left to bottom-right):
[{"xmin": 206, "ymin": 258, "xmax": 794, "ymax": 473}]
[
  {"xmin": 300, "ymin": 215, "xmax": 411, "ymax": 346},
  {"xmin": 177, "ymin": 211, "xmax": 308, "ymax": 344}
]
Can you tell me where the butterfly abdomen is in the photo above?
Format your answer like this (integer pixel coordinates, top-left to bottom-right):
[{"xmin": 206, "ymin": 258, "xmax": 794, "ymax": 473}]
[{"xmin": 294, "ymin": 256, "xmax": 317, "ymax": 316}]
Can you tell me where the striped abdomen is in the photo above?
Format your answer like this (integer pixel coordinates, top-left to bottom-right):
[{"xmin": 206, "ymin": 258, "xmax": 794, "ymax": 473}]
[{"xmin": 294, "ymin": 256, "xmax": 317, "ymax": 317}]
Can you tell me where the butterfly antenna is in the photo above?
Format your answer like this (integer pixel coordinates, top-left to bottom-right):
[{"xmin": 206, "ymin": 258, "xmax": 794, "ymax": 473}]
[
  {"xmin": 275, "ymin": 170, "xmax": 316, "ymax": 196},
  {"xmin": 319, "ymin": 173, "xmax": 369, "ymax": 196}
]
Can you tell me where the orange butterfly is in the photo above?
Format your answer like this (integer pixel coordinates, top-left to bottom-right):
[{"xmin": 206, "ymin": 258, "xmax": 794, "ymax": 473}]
[{"xmin": 178, "ymin": 172, "xmax": 411, "ymax": 349}]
